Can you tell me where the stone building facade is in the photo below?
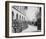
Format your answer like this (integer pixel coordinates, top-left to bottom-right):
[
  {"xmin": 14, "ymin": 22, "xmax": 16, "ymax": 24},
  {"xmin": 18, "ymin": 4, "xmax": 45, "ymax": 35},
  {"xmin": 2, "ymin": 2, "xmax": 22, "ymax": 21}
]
[{"xmin": 12, "ymin": 6, "xmax": 28, "ymax": 33}]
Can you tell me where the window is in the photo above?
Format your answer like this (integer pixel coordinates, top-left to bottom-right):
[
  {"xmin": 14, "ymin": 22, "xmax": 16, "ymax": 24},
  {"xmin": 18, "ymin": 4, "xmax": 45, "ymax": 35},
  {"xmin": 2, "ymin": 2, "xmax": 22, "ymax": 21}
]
[
  {"xmin": 20, "ymin": 15, "xmax": 21, "ymax": 20},
  {"xmin": 22, "ymin": 16, "xmax": 23, "ymax": 20},
  {"xmin": 24, "ymin": 17, "xmax": 25, "ymax": 21},
  {"xmin": 12, "ymin": 11, "xmax": 14, "ymax": 18},
  {"xmin": 16, "ymin": 13, "xmax": 18, "ymax": 20}
]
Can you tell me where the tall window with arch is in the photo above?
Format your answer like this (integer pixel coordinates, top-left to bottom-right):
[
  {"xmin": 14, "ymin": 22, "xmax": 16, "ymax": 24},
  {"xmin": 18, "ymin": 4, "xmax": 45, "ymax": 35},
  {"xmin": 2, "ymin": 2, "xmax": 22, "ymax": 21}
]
[
  {"xmin": 12, "ymin": 11, "xmax": 14, "ymax": 21},
  {"xmin": 22, "ymin": 16, "xmax": 23, "ymax": 21},
  {"xmin": 16, "ymin": 13, "xmax": 18, "ymax": 20},
  {"xmin": 20, "ymin": 15, "xmax": 21, "ymax": 20}
]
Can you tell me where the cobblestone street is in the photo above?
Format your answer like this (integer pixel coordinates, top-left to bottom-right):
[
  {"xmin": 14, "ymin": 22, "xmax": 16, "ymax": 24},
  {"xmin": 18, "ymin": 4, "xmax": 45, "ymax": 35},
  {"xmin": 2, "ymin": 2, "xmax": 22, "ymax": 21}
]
[{"xmin": 22, "ymin": 24, "xmax": 38, "ymax": 33}]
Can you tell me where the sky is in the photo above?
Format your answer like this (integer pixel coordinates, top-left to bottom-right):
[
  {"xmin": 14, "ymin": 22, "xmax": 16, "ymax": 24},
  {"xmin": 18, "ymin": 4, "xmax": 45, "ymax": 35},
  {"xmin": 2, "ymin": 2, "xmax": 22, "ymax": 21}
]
[{"xmin": 25, "ymin": 6, "xmax": 40, "ymax": 22}]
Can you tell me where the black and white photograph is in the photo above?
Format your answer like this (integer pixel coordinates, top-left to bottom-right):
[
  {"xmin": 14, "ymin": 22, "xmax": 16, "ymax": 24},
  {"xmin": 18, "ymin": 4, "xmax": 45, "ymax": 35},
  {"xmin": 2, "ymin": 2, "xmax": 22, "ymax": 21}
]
[
  {"xmin": 12, "ymin": 6, "xmax": 41, "ymax": 33},
  {"xmin": 5, "ymin": 1, "xmax": 45, "ymax": 38}
]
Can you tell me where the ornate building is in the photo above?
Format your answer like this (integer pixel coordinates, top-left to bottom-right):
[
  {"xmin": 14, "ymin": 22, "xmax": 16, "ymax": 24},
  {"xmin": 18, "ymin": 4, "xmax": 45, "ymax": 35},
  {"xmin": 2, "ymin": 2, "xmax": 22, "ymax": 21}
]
[
  {"xmin": 12, "ymin": 6, "xmax": 28, "ymax": 33},
  {"xmin": 12, "ymin": 6, "xmax": 26, "ymax": 21}
]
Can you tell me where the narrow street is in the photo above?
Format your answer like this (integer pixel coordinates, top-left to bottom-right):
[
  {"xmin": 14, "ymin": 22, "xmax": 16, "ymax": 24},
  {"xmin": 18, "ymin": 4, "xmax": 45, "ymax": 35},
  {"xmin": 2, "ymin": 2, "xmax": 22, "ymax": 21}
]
[{"xmin": 22, "ymin": 24, "xmax": 38, "ymax": 33}]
